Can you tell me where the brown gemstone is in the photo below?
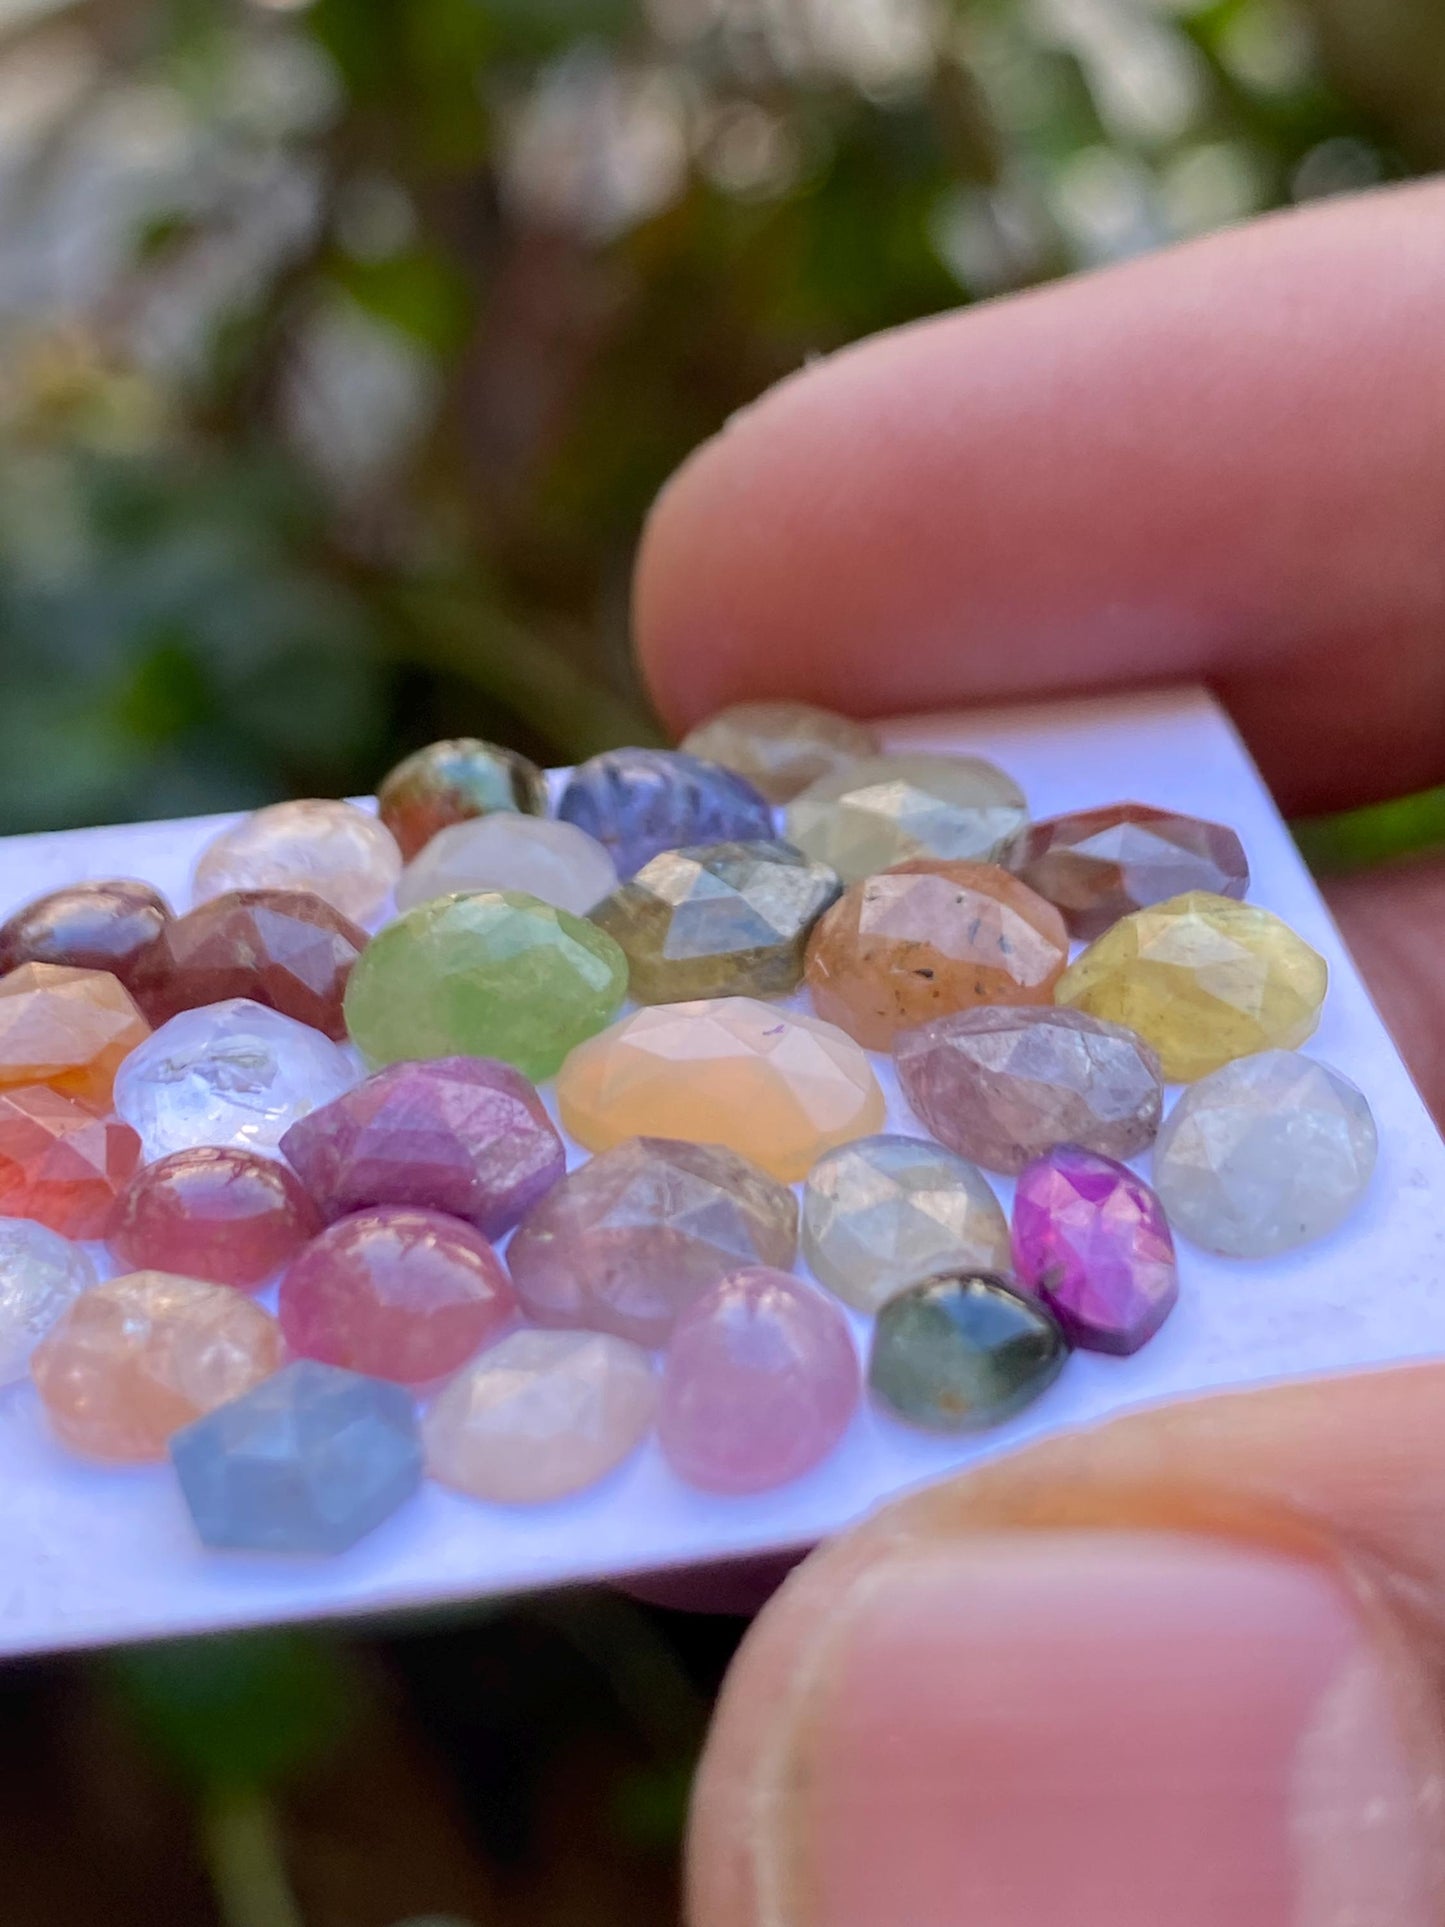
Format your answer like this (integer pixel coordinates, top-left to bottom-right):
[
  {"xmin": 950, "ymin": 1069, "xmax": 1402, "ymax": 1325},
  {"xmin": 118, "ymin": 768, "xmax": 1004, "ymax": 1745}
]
[
  {"xmin": 0, "ymin": 879, "xmax": 171, "ymax": 1017},
  {"xmin": 378, "ymin": 738, "xmax": 549, "ymax": 861},
  {"xmin": 1009, "ymin": 802, "xmax": 1249, "ymax": 940}
]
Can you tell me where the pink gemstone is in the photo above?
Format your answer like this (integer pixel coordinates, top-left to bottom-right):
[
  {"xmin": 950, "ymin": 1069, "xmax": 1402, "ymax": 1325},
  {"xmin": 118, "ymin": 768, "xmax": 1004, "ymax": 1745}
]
[
  {"xmin": 279, "ymin": 1205, "xmax": 514, "ymax": 1384},
  {"xmin": 107, "ymin": 1145, "xmax": 323, "ymax": 1290},
  {"xmin": 1010, "ymin": 1144, "xmax": 1177, "ymax": 1354},
  {"xmin": 657, "ymin": 1266, "xmax": 860, "ymax": 1493}
]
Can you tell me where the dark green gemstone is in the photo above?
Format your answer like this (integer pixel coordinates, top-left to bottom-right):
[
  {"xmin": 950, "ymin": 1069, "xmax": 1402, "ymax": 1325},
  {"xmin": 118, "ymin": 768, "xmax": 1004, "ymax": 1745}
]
[{"xmin": 868, "ymin": 1270, "xmax": 1067, "ymax": 1432}]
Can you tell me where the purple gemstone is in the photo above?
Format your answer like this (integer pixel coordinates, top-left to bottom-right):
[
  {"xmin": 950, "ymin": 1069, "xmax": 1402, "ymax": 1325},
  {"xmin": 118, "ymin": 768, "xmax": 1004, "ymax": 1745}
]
[
  {"xmin": 1010, "ymin": 1144, "xmax": 1177, "ymax": 1355},
  {"xmin": 557, "ymin": 748, "xmax": 774, "ymax": 878},
  {"xmin": 280, "ymin": 1057, "xmax": 564, "ymax": 1239}
]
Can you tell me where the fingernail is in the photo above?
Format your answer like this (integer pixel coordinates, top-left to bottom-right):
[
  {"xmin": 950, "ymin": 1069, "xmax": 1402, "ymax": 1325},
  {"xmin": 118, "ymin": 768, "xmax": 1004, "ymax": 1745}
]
[{"xmin": 753, "ymin": 1531, "xmax": 1437, "ymax": 1927}]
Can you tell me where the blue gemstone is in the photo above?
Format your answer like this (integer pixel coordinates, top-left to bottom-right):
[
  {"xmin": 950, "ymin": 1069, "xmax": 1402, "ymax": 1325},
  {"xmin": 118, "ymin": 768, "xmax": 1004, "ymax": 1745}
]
[
  {"xmin": 557, "ymin": 748, "xmax": 773, "ymax": 878},
  {"xmin": 170, "ymin": 1360, "xmax": 422, "ymax": 1554}
]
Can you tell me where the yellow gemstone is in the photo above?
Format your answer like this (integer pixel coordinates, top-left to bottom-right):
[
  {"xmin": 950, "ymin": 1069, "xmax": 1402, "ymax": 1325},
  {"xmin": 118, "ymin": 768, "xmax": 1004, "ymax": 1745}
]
[
  {"xmin": 556, "ymin": 997, "xmax": 887, "ymax": 1182},
  {"xmin": 1054, "ymin": 891, "xmax": 1327, "ymax": 1081}
]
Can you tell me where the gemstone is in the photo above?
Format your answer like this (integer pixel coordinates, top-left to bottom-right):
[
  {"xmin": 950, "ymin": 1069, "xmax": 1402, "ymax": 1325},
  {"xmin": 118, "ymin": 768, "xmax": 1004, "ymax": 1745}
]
[
  {"xmin": 556, "ymin": 998, "xmax": 887, "ymax": 1183},
  {"xmin": 171, "ymin": 1359, "xmax": 423, "ymax": 1553},
  {"xmin": 805, "ymin": 861, "xmax": 1068, "ymax": 1049},
  {"xmin": 868, "ymin": 1270, "xmax": 1068, "ymax": 1432},
  {"xmin": 281, "ymin": 1057, "xmax": 564, "ymax": 1240},
  {"xmin": 1152, "ymin": 1049, "xmax": 1377, "ymax": 1257},
  {"xmin": 680, "ymin": 702, "xmax": 880, "ymax": 804},
  {"xmin": 378, "ymin": 738, "xmax": 549, "ymax": 861},
  {"xmin": 591, "ymin": 839, "xmax": 842, "ymax": 1004},
  {"xmin": 0, "ymin": 962, "xmax": 150, "ymax": 1105},
  {"xmin": 107, "ymin": 1146, "xmax": 323, "ymax": 1290},
  {"xmin": 278, "ymin": 1205, "xmax": 515, "ymax": 1384},
  {"xmin": 395, "ymin": 815, "xmax": 618, "ymax": 916},
  {"xmin": 423, "ymin": 1329, "xmax": 656, "ymax": 1504},
  {"xmin": 894, "ymin": 1006, "xmax": 1164, "ymax": 1174},
  {"xmin": 0, "ymin": 1217, "xmax": 98, "ymax": 1385},
  {"xmin": 0, "ymin": 1085, "xmax": 141, "ymax": 1236},
  {"xmin": 114, "ymin": 999, "xmax": 357, "ymax": 1162},
  {"xmin": 0, "ymin": 880, "xmax": 171, "ymax": 1016},
  {"xmin": 801, "ymin": 1133, "xmax": 1010, "ymax": 1313},
  {"xmin": 784, "ymin": 754, "xmax": 1026, "ymax": 883},
  {"xmin": 557, "ymin": 748, "xmax": 774, "ymax": 879},
  {"xmin": 658, "ymin": 1267, "xmax": 859, "ymax": 1493},
  {"xmin": 31, "ymin": 1269, "xmax": 282, "ymax": 1461},
  {"xmin": 1010, "ymin": 803, "xmax": 1250, "ymax": 940},
  {"xmin": 1011, "ymin": 1145, "xmax": 1177, "ymax": 1353},
  {"xmin": 344, "ymin": 891, "xmax": 627, "ymax": 1082},
  {"xmin": 507, "ymin": 1136, "xmax": 797, "ymax": 1346},
  {"xmin": 1055, "ymin": 891, "xmax": 1328, "ymax": 1081},
  {"xmin": 132, "ymin": 889, "xmax": 366, "ymax": 1040},
  {"xmin": 193, "ymin": 799, "xmax": 402, "ymax": 924}
]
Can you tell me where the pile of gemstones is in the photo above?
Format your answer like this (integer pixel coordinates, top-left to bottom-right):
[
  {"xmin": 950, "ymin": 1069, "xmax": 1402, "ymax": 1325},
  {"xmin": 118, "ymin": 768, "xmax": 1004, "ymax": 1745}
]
[{"xmin": 0, "ymin": 702, "xmax": 1378, "ymax": 1556}]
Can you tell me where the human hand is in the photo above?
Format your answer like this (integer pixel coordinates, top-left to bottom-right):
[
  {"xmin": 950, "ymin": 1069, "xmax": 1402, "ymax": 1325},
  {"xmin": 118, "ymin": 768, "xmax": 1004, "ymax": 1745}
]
[{"xmin": 635, "ymin": 178, "xmax": 1445, "ymax": 1927}]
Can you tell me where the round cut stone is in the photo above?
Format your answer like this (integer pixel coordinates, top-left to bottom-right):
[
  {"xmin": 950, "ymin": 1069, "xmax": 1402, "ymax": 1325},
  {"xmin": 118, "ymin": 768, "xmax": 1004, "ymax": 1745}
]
[
  {"xmin": 1055, "ymin": 890, "xmax": 1328, "ymax": 1082},
  {"xmin": 1011, "ymin": 1145, "xmax": 1177, "ymax": 1353},
  {"xmin": 395, "ymin": 815, "xmax": 618, "ymax": 916},
  {"xmin": 424, "ymin": 1328, "xmax": 656, "ymax": 1504},
  {"xmin": 658, "ymin": 1267, "xmax": 859, "ymax": 1493},
  {"xmin": 802, "ymin": 1133, "xmax": 1010, "ymax": 1313},
  {"xmin": 281, "ymin": 1056, "xmax": 564, "ymax": 1239},
  {"xmin": 193, "ymin": 799, "xmax": 402, "ymax": 924},
  {"xmin": 345, "ymin": 891, "xmax": 627, "ymax": 1082},
  {"xmin": 680, "ymin": 702, "xmax": 880, "ymax": 803},
  {"xmin": 784, "ymin": 754, "xmax": 1026, "ymax": 883},
  {"xmin": 556, "ymin": 998, "xmax": 887, "ymax": 1183},
  {"xmin": 0, "ymin": 880, "xmax": 171, "ymax": 1015},
  {"xmin": 1152, "ymin": 1049, "xmax": 1377, "ymax": 1257},
  {"xmin": 507, "ymin": 1136, "xmax": 797, "ymax": 1346},
  {"xmin": 108, "ymin": 1145, "xmax": 323, "ymax": 1290},
  {"xmin": 0, "ymin": 1085, "xmax": 141, "ymax": 1236},
  {"xmin": 557, "ymin": 748, "xmax": 774, "ymax": 879},
  {"xmin": 0, "ymin": 1217, "xmax": 98, "ymax": 1385},
  {"xmin": 31, "ymin": 1269, "xmax": 282, "ymax": 1461},
  {"xmin": 869, "ymin": 1270, "xmax": 1067, "ymax": 1432},
  {"xmin": 1010, "ymin": 802, "xmax": 1250, "ymax": 940},
  {"xmin": 592, "ymin": 839, "xmax": 842, "ymax": 1004},
  {"xmin": 378, "ymin": 738, "xmax": 549, "ymax": 861},
  {"xmin": 114, "ymin": 999, "xmax": 358, "ymax": 1162},
  {"xmin": 0, "ymin": 962, "xmax": 150, "ymax": 1105}
]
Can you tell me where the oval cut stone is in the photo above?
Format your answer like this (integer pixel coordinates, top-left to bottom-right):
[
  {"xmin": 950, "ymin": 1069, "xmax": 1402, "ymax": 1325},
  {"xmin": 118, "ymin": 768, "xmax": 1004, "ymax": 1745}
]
[
  {"xmin": 0, "ymin": 1217, "xmax": 98, "ymax": 1385},
  {"xmin": 557, "ymin": 748, "xmax": 774, "ymax": 879},
  {"xmin": 680, "ymin": 702, "xmax": 880, "ymax": 803},
  {"xmin": 108, "ymin": 1145, "xmax": 323, "ymax": 1290},
  {"xmin": 0, "ymin": 880, "xmax": 171, "ymax": 1015},
  {"xmin": 1010, "ymin": 802, "xmax": 1249, "ymax": 939},
  {"xmin": 784, "ymin": 754, "xmax": 1026, "ymax": 882},
  {"xmin": 395, "ymin": 816, "xmax": 618, "ymax": 916},
  {"xmin": 378, "ymin": 737, "xmax": 549, "ymax": 861},
  {"xmin": 0, "ymin": 962, "xmax": 150, "ymax": 1106},
  {"xmin": 193, "ymin": 799, "xmax": 402, "ymax": 924},
  {"xmin": 0, "ymin": 1084, "xmax": 141, "ymax": 1237},
  {"xmin": 869, "ymin": 1270, "xmax": 1068, "ymax": 1432}
]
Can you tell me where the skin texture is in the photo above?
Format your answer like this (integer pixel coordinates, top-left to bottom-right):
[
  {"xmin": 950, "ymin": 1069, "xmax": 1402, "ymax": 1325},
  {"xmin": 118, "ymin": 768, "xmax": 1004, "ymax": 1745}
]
[{"xmin": 635, "ymin": 179, "xmax": 1445, "ymax": 1927}]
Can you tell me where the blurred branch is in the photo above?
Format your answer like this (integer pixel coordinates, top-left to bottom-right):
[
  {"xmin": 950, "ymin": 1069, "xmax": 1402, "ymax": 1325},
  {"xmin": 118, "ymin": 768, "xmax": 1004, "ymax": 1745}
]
[{"xmin": 202, "ymin": 1786, "xmax": 306, "ymax": 1927}]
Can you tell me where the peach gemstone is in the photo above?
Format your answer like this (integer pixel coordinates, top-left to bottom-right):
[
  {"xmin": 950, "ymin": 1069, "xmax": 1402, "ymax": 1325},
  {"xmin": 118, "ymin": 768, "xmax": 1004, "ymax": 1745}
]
[
  {"xmin": 0, "ymin": 963, "xmax": 150, "ymax": 1105},
  {"xmin": 556, "ymin": 997, "xmax": 886, "ymax": 1183},
  {"xmin": 0, "ymin": 1084, "xmax": 142, "ymax": 1237},
  {"xmin": 31, "ymin": 1269, "xmax": 283, "ymax": 1461}
]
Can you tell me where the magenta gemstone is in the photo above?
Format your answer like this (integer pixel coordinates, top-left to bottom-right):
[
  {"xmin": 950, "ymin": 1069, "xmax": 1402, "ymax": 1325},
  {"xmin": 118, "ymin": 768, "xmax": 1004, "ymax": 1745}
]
[
  {"xmin": 278, "ymin": 1205, "xmax": 514, "ymax": 1384},
  {"xmin": 1010, "ymin": 1144, "xmax": 1177, "ymax": 1355},
  {"xmin": 281, "ymin": 1057, "xmax": 564, "ymax": 1239},
  {"xmin": 108, "ymin": 1145, "xmax": 323, "ymax": 1290},
  {"xmin": 657, "ymin": 1266, "xmax": 860, "ymax": 1493}
]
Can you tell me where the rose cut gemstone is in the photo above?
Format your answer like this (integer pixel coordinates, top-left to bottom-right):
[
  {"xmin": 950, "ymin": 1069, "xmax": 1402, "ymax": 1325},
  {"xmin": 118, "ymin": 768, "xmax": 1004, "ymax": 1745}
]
[
  {"xmin": 784, "ymin": 754, "xmax": 1026, "ymax": 883},
  {"xmin": 0, "ymin": 962, "xmax": 150, "ymax": 1106},
  {"xmin": 1010, "ymin": 802, "xmax": 1249, "ymax": 939},
  {"xmin": 193, "ymin": 799, "xmax": 403, "ymax": 925},
  {"xmin": 0, "ymin": 1217, "xmax": 98, "ymax": 1385},
  {"xmin": 378, "ymin": 737, "xmax": 549, "ymax": 861},
  {"xmin": 680, "ymin": 702, "xmax": 881, "ymax": 803},
  {"xmin": 868, "ymin": 1270, "xmax": 1068, "ymax": 1432},
  {"xmin": 107, "ymin": 1145, "xmax": 323, "ymax": 1290},
  {"xmin": 557, "ymin": 748, "xmax": 774, "ymax": 879},
  {"xmin": 0, "ymin": 880, "xmax": 171, "ymax": 1015},
  {"xmin": 0, "ymin": 1084, "xmax": 141, "ymax": 1237},
  {"xmin": 395, "ymin": 815, "xmax": 618, "ymax": 916}
]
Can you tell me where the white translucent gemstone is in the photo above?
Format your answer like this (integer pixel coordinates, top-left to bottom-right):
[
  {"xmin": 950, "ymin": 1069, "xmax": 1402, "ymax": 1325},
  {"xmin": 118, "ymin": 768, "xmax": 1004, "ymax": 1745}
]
[
  {"xmin": 0, "ymin": 1218, "xmax": 97, "ymax": 1384},
  {"xmin": 113, "ymin": 998, "xmax": 358, "ymax": 1162},
  {"xmin": 192, "ymin": 799, "xmax": 402, "ymax": 923},
  {"xmin": 784, "ymin": 754, "xmax": 1026, "ymax": 882},
  {"xmin": 1152, "ymin": 1049, "xmax": 1377, "ymax": 1258},
  {"xmin": 394, "ymin": 814, "xmax": 619, "ymax": 916}
]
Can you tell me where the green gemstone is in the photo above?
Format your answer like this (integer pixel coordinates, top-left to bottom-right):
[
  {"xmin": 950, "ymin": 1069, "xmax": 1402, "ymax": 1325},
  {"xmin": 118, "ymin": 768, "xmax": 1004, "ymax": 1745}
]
[
  {"xmin": 344, "ymin": 891, "xmax": 628, "ymax": 1081},
  {"xmin": 868, "ymin": 1270, "xmax": 1067, "ymax": 1432}
]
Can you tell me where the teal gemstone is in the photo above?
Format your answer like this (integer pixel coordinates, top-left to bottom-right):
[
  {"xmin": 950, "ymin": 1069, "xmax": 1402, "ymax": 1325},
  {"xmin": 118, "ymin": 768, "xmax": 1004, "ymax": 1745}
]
[{"xmin": 868, "ymin": 1269, "xmax": 1067, "ymax": 1432}]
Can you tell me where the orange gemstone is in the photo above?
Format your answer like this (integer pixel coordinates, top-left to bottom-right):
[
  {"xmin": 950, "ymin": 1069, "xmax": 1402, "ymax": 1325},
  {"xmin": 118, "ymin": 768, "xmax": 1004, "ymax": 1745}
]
[
  {"xmin": 0, "ymin": 962, "xmax": 150, "ymax": 1105},
  {"xmin": 0, "ymin": 1084, "xmax": 141, "ymax": 1237}
]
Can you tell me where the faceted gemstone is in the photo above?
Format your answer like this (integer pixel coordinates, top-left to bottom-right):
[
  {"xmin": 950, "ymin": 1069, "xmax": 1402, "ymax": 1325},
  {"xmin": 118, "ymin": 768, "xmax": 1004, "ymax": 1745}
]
[
  {"xmin": 395, "ymin": 815, "xmax": 618, "ymax": 916},
  {"xmin": 279, "ymin": 1205, "xmax": 515, "ymax": 1384},
  {"xmin": 805, "ymin": 861, "xmax": 1068, "ymax": 1049},
  {"xmin": 658, "ymin": 1267, "xmax": 860, "ymax": 1494},
  {"xmin": 868, "ymin": 1270, "xmax": 1067, "ymax": 1432},
  {"xmin": 424, "ymin": 1329, "xmax": 656, "ymax": 1504},
  {"xmin": 1011, "ymin": 803, "xmax": 1250, "ymax": 940},
  {"xmin": 557, "ymin": 998, "xmax": 887, "ymax": 1183},
  {"xmin": 132, "ymin": 888, "xmax": 365, "ymax": 1040},
  {"xmin": 113, "ymin": 999, "xmax": 357, "ymax": 1161},
  {"xmin": 281, "ymin": 1057, "xmax": 564, "ymax": 1240},
  {"xmin": 802, "ymin": 1133, "xmax": 1010, "ymax": 1313},
  {"xmin": 344, "ymin": 891, "xmax": 627, "ymax": 1082},
  {"xmin": 0, "ymin": 1217, "xmax": 98, "ymax": 1384},
  {"xmin": 894, "ymin": 1007, "xmax": 1164, "ymax": 1175},
  {"xmin": 784, "ymin": 754, "xmax": 1026, "ymax": 883},
  {"xmin": 557, "ymin": 748, "xmax": 774, "ymax": 880},
  {"xmin": 193, "ymin": 799, "xmax": 403, "ymax": 924},
  {"xmin": 0, "ymin": 879, "xmax": 171, "ymax": 1016},
  {"xmin": 0, "ymin": 962, "xmax": 150, "ymax": 1105},
  {"xmin": 378, "ymin": 737, "xmax": 549, "ymax": 861},
  {"xmin": 171, "ymin": 1359, "xmax": 422, "ymax": 1553},
  {"xmin": 507, "ymin": 1136, "xmax": 797, "ymax": 1347},
  {"xmin": 592, "ymin": 839, "xmax": 842, "ymax": 1004},
  {"xmin": 680, "ymin": 702, "xmax": 880, "ymax": 804},
  {"xmin": 1011, "ymin": 1145, "xmax": 1177, "ymax": 1353},
  {"xmin": 108, "ymin": 1146, "xmax": 323, "ymax": 1290},
  {"xmin": 0, "ymin": 1085, "xmax": 141, "ymax": 1237},
  {"xmin": 31, "ymin": 1269, "xmax": 282, "ymax": 1461},
  {"xmin": 1152, "ymin": 1049, "xmax": 1377, "ymax": 1257},
  {"xmin": 1056, "ymin": 891, "xmax": 1328, "ymax": 1082}
]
